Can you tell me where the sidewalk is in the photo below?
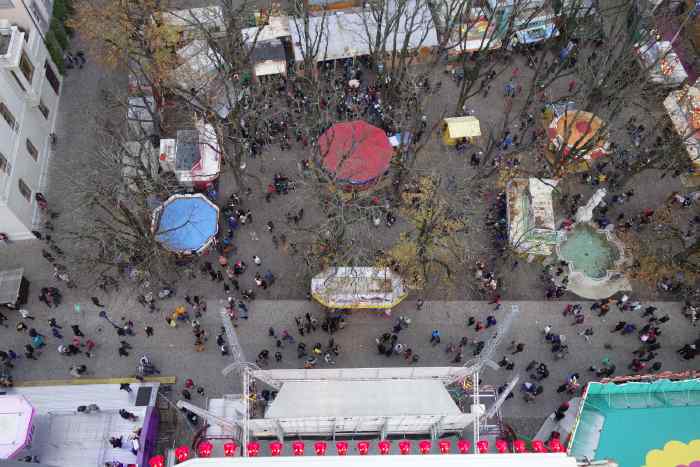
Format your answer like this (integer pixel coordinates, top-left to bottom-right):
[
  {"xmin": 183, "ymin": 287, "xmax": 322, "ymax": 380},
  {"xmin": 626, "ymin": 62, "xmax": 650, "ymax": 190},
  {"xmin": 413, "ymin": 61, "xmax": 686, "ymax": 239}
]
[{"xmin": 2, "ymin": 297, "xmax": 695, "ymax": 424}]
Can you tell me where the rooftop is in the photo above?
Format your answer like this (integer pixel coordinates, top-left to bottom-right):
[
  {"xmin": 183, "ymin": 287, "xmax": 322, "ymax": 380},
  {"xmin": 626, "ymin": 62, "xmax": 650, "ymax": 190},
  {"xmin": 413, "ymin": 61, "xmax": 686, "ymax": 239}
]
[
  {"xmin": 569, "ymin": 378, "xmax": 700, "ymax": 467},
  {"xmin": 265, "ymin": 380, "xmax": 461, "ymax": 419},
  {"xmin": 1, "ymin": 382, "xmax": 159, "ymax": 467},
  {"xmin": 289, "ymin": 0, "xmax": 437, "ymax": 62}
]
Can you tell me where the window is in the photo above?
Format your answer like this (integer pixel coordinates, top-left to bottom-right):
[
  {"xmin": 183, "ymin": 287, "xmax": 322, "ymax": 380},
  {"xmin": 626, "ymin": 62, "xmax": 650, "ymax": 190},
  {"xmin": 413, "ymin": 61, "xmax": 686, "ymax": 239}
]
[
  {"xmin": 26, "ymin": 138, "xmax": 38, "ymax": 160},
  {"xmin": 0, "ymin": 0, "xmax": 14, "ymax": 8},
  {"xmin": 29, "ymin": 1, "xmax": 48, "ymax": 32},
  {"xmin": 18, "ymin": 178, "xmax": 31, "ymax": 201},
  {"xmin": 19, "ymin": 51, "xmax": 34, "ymax": 83},
  {"xmin": 44, "ymin": 61, "xmax": 60, "ymax": 94},
  {"xmin": 0, "ymin": 152, "xmax": 9, "ymax": 173},
  {"xmin": 0, "ymin": 102, "xmax": 16, "ymax": 130},
  {"xmin": 10, "ymin": 71, "xmax": 26, "ymax": 92},
  {"xmin": 38, "ymin": 100, "xmax": 49, "ymax": 119}
]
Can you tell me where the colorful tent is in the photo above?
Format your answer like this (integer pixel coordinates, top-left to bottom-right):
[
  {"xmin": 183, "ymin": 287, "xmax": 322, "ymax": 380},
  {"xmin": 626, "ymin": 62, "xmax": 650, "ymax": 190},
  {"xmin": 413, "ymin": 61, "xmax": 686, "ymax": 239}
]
[
  {"xmin": 151, "ymin": 194, "xmax": 219, "ymax": 254},
  {"xmin": 547, "ymin": 110, "xmax": 609, "ymax": 162},
  {"xmin": 318, "ymin": 121, "xmax": 394, "ymax": 188}
]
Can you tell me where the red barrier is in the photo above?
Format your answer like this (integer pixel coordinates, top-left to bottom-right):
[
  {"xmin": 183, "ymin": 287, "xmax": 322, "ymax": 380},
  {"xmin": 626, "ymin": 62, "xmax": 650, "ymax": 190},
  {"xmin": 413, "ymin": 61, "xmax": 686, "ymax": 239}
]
[
  {"xmin": 247, "ymin": 442, "xmax": 261, "ymax": 457},
  {"xmin": 270, "ymin": 441, "xmax": 283, "ymax": 456},
  {"xmin": 357, "ymin": 441, "xmax": 370, "ymax": 455},
  {"xmin": 314, "ymin": 442, "xmax": 327, "ymax": 456},
  {"xmin": 419, "ymin": 440, "xmax": 431, "ymax": 454},
  {"xmin": 197, "ymin": 441, "xmax": 213, "ymax": 458},
  {"xmin": 378, "ymin": 440, "xmax": 391, "ymax": 455},
  {"xmin": 438, "ymin": 440, "xmax": 451, "ymax": 454},
  {"xmin": 336, "ymin": 441, "xmax": 349, "ymax": 456},
  {"xmin": 457, "ymin": 439, "xmax": 471, "ymax": 454},
  {"xmin": 224, "ymin": 442, "xmax": 237, "ymax": 457}
]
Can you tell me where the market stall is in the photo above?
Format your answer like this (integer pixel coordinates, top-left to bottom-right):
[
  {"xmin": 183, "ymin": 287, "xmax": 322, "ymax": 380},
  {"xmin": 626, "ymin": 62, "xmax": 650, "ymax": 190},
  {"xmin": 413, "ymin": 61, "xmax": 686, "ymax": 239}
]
[
  {"xmin": 318, "ymin": 121, "xmax": 394, "ymax": 191},
  {"xmin": 0, "ymin": 268, "xmax": 29, "ymax": 309},
  {"xmin": 442, "ymin": 116, "xmax": 481, "ymax": 146},
  {"xmin": 664, "ymin": 80, "xmax": 700, "ymax": 186},
  {"xmin": 547, "ymin": 110, "xmax": 609, "ymax": 172},
  {"xmin": 151, "ymin": 194, "xmax": 220, "ymax": 255},
  {"xmin": 311, "ymin": 267, "xmax": 407, "ymax": 309},
  {"xmin": 635, "ymin": 40, "xmax": 687, "ymax": 87}
]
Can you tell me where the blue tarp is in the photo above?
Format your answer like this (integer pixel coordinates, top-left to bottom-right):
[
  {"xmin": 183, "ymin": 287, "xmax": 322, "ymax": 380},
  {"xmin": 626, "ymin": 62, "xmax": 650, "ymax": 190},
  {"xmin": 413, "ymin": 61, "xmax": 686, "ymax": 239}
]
[{"xmin": 154, "ymin": 194, "xmax": 219, "ymax": 253}]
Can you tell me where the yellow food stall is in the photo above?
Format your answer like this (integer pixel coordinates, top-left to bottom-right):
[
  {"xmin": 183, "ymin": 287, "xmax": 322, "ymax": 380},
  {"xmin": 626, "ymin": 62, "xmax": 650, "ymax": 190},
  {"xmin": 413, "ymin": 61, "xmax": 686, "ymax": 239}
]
[{"xmin": 442, "ymin": 116, "xmax": 481, "ymax": 146}]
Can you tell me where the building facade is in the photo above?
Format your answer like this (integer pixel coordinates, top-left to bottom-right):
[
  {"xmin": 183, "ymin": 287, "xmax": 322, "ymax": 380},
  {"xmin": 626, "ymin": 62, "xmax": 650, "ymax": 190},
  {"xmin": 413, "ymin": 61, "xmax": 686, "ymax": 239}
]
[{"xmin": 0, "ymin": 0, "xmax": 62, "ymax": 240}]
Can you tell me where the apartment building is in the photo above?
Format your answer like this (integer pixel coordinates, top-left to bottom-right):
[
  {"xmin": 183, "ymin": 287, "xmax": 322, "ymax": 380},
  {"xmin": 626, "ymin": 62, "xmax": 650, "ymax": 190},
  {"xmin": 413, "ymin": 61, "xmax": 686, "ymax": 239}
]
[{"xmin": 0, "ymin": 0, "xmax": 62, "ymax": 240}]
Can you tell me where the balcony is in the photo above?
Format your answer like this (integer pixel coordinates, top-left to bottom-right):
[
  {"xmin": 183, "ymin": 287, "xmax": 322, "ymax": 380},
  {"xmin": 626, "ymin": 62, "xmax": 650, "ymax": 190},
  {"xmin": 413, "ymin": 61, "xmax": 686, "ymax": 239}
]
[{"xmin": 0, "ymin": 24, "xmax": 24, "ymax": 69}]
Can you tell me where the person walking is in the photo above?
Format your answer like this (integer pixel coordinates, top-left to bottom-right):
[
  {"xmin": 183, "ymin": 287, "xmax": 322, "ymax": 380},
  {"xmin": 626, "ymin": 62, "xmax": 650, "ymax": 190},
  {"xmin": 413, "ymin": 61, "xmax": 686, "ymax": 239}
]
[
  {"xmin": 145, "ymin": 326, "xmax": 154, "ymax": 337},
  {"xmin": 120, "ymin": 383, "xmax": 132, "ymax": 393},
  {"xmin": 430, "ymin": 329, "xmax": 441, "ymax": 345},
  {"xmin": 71, "ymin": 325, "xmax": 85, "ymax": 337}
]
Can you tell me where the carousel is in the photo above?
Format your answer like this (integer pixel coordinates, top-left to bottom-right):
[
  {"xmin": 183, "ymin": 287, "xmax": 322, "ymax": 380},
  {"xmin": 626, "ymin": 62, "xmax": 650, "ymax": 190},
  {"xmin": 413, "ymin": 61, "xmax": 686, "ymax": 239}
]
[
  {"xmin": 311, "ymin": 267, "xmax": 407, "ymax": 310},
  {"xmin": 318, "ymin": 121, "xmax": 394, "ymax": 191},
  {"xmin": 151, "ymin": 193, "xmax": 220, "ymax": 255},
  {"xmin": 547, "ymin": 110, "xmax": 609, "ymax": 173}
]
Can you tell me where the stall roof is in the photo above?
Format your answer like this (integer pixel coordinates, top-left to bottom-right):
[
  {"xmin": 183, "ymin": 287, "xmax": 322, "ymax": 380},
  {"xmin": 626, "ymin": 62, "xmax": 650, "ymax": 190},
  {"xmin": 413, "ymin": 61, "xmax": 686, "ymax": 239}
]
[
  {"xmin": 242, "ymin": 16, "xmax": 291, "ymax": 43},
  {"xmin": 266, "ymin": 380, "xmax": 460, "ymax": 419},
  {"xmin": 311, "ymin": 267, "xmax": 406, "ymax": 308},
  {"xmin": 636, "ymin": 40, "xmax": 687, "ymax": 86},
  {"xmin": 664, "ymin": 85, "xmax": 700, "ymax": 167},
  {"xmin": 0, "ymin": 395, "xmax": 34, "ymax": 459},
  {"xmin": 0, "ymin": 268, "xmax": 23, "ymax": 305},
  {"xmin": 250, "ymin": 40, "xmax": 287, "ymax": 65},
  {"xmin": 506, "ymin": 178, "xmax": 560, "ymax": 256},
  {"xmin": 161, "ymin": 6, "xmax": 224, "ymax": 30},
  {"xmin": 2, "ymin": 383, "xmax": 158, "ymax": 467},
  {"xmin": 444, "ymin": 116, "xmax": 481, "ymax": 138},
  {"xmin": 289, "ymin": 0, "xmax": 437, "ymax": 62},
  {"xmin": 179, "ymin": 453, "xmax": 579, "ymax": 466}
]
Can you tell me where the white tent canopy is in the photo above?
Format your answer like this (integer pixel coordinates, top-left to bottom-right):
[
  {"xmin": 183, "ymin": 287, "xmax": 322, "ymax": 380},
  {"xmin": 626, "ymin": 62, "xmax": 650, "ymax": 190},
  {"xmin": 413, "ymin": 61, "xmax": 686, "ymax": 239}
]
[
  {"xmin": 265, "ymin": 380, "xmax": 460, "ymax": 419},
  {"xmin": 311, "ymin": 267, "xmax": 407, "ymax": 309}
]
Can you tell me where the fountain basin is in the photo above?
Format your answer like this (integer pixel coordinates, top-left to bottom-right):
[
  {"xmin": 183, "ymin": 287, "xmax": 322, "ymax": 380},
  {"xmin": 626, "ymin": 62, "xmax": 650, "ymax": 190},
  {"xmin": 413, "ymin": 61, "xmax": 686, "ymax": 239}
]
[{"xmin": 556, "ymin": 224, "xmax": 630, "ymax": 299}]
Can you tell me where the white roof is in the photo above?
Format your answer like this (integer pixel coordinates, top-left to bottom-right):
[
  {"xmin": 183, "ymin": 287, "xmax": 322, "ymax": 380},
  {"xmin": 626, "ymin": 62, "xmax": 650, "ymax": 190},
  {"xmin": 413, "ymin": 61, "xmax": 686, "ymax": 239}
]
[
  {"xmin": 162, "ymin": 6, "xmax": 223, "ymax": 29},
  {"xmin": 0, "ymin": 268, "xmax": 23, "ymax": 305},
  {"xmin": 311, "ymin": 267, "xmax": 406, "ymax": 308},
  {"xmin": 289, "ymin": 0, "xmax": 438, "ymax": 62},
  {"xmin": 4, "ymin": 383, "xmax": 158, "ymax": 467},
  {"xmin": 664, "ymin": 87, "xmax": 700, "ymax": 166},
  {"xmin": 266, "ymin": 380, "xmax": 460, "ymax": 419},
  {"xmin": 242, "ymin": 16, "xmax": 291, "ymax": 43},
  {"xmin": 636, "ymin": 40, "xmax": 687, "ymax": 85},
  {"xmin": 179, "ymin": 453, "xmax": 579, "ymax": 467},
  {"xmin": 0, "ymin": 396, "xmax": 34, "ymax": 459}
]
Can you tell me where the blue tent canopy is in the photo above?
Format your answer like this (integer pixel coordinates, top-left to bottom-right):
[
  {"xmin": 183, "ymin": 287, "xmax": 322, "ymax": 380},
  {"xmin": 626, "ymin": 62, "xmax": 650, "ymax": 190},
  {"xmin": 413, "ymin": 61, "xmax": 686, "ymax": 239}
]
[{"xmin": 153, "ymin": 194, "xmax": 219, "ymax": 254}]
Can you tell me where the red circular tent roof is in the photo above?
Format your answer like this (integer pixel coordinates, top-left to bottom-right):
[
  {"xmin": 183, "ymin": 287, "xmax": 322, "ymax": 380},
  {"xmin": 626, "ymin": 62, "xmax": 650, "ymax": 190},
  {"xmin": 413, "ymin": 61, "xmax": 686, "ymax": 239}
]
[{"xmin": 318, "ymin": 121, "xmax": 393, "ymax": 185}]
